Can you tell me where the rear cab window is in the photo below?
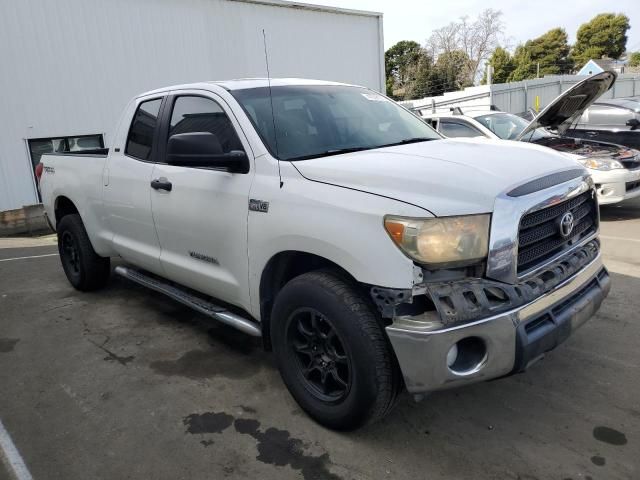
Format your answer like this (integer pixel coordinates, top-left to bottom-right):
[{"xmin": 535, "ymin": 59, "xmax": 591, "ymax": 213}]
[{"xmin": 125, "ymin": 98, "xmax": 163, "ymax": 160}]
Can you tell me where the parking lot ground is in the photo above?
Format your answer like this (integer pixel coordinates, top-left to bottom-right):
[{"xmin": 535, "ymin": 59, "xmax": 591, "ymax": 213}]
[{"xmin": 1, "ymin": 201, "xmax": 639, "ymax": 480}]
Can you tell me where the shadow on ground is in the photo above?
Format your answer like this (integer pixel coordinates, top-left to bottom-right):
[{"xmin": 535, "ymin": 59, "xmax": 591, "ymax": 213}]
[{"xmin": 600, "ymin": 196, "xmax": 640, "ymax": 221}]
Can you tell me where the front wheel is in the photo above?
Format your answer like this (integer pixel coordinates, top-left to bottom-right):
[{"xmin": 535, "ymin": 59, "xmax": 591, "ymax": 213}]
[
  {"xmin": 271, "ymin": 271, "xmax": 401, "ymax": 430},
  {"xmin": 57, "ymin": 214, "xmax": 110, "ymax": 291}
]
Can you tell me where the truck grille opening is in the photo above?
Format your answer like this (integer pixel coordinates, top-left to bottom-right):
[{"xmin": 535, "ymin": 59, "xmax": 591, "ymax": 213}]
[{"xmin": 517, "ymin": 191, "xmax": 597, "ymax": 274}]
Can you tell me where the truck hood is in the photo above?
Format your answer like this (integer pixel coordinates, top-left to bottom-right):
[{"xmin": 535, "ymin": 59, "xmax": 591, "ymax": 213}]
[
  {"xmin": 516, "ymin": 71, "xmax": 617, "ymax": 140},
  {"xmin": 292, "ymin": 138, "xmax": 583, "ymax": 217}
]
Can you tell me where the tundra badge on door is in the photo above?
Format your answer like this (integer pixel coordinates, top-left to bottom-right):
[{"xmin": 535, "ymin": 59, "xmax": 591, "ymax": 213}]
[{"xmin": 189, "ymin": 251, "xmax": 219, "ymax": 265}]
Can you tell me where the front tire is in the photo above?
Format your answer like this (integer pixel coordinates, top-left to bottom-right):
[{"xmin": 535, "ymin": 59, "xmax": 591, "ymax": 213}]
[
  {"xmin": 57, "ymin": 214, "xmax": 110, "ymax": 291},
  {"xmin": 271, "ymin": 271, "xmax": 400, "ymax": 430}
]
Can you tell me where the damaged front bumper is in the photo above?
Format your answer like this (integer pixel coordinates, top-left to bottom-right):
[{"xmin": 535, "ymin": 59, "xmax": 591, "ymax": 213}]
[{"xmin": 382, "ymin": 243, "xmax": 610, "ymax": 395}]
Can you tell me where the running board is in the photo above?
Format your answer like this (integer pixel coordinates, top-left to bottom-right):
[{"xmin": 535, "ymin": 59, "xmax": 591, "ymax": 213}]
[{"xmin": 114, "ymin": 266, "xmax": 262, "ymax": 337}]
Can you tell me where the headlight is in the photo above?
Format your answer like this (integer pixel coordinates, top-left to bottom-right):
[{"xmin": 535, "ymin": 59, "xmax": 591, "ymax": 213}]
[
  {"xmin": 384, "ymin": 214, "xmax": 490, "ymax": 267},
  {"xmin": 579, "ymin": 158, "xmax": 624, "ymax": 171}
]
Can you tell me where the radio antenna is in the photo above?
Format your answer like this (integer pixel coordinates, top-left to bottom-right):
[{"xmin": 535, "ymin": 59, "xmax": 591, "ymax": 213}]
[{"xmin": 262, "ymin": 29, "xmax": 283, "ymax": 188}]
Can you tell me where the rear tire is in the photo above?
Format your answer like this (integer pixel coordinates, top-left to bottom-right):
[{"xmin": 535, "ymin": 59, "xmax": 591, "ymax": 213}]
[
  {"xmin": 57, "ymin": 214, "xmax": 110, "ymax": 291},
  {"xmin": 271, "ymin": 270, "xmax": 400, "ymax": 430}
]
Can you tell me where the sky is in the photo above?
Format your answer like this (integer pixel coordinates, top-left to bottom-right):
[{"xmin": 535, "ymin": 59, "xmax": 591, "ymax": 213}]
[{"xmin": 317, "ymin": 0, "xmax": 640, "ymax": 53}]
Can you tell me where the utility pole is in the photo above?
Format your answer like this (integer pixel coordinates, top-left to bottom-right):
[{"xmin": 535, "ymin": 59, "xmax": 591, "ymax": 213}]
[
  {"xmin": 537, "ymin": 62, "xmax": 540, "ymax": 78},
  {"xmin": 487, "ymin": 64, "xmax": 493, "ymax": 109}
]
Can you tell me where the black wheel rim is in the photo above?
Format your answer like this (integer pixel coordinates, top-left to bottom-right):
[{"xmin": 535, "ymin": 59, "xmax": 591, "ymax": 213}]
[
  {"xmin": 286, "ymin": 307, "xmax": 351, "ymax": 402},
  {"xmin": 61, "ymin": 231, "xmax": 80, "ymax": 275}
]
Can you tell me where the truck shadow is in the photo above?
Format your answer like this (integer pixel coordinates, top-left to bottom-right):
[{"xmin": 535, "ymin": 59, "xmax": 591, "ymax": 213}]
[
  {"xmin": 99, "ymin": 267, "xmax": 276, "ymax": 382},
  {"xmin": 600, "ymin": 197, "xmax": 640, "ymax": 221},
  {"xmin": 100, "ymin": 262, "xmax": 637, "ymax": 470}
]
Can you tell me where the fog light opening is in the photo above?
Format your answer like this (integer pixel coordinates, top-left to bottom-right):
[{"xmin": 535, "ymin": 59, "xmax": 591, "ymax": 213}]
[
  {"xmin": 446, "ymin": 343, "xmax": 458, "ymax": 367},
  {"xmin": 447, "ymin": 337, "xmax": 487, "ymax": 375}
]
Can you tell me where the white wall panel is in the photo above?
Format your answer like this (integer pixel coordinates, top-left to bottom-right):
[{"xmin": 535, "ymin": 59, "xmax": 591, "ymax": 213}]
[{"xmin": 0, "ymin": 0, "xmax": 383, "ymax": 210}]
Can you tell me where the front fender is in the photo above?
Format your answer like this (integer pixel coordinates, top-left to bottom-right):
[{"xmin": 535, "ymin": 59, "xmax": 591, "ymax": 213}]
[{"xmin": 247, "ymin": 167, "xmax": 428, "ymax": 320}]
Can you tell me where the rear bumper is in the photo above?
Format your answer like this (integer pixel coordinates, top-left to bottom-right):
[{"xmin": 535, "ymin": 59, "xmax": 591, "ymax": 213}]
[{"xmin": 386, "ymin": 255, "xmax": 610, "ymax": 394}]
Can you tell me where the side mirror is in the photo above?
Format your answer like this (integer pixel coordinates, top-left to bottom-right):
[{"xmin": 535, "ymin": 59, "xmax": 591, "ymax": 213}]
[
  {"xmin": 167, "ymin": 132, "xmax": 249, "ymax": 173},
  {"xmin": 626, "ymin": 118, "xmax": 640, "ymax": 130}
]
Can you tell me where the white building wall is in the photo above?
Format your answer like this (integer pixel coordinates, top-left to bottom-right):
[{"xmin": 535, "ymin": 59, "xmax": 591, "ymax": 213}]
[{"xmin": 0, "ymin": 0, "xmax": 384, "ymax": 211}]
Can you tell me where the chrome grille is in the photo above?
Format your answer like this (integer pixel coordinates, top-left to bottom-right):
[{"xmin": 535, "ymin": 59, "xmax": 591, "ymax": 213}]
[{"xmin": 517, "ymin": 191, "xmax": 597, "ymax": 274}]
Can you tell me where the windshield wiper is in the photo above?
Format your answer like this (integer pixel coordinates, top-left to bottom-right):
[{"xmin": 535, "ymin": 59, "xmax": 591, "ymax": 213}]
[
  {"xmin": 289, "ymin": 146, "xmax": 373, "ymax": 161},
  {"xmin": 287, "ymin": 138, "xmax": 436, "ymax": 161},
  {"xmin": 376, "ymin": 137, "xmax": 436, "ymax": 148}
]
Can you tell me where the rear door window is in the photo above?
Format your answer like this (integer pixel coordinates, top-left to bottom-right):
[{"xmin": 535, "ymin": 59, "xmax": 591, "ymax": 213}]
[
  {"xmin": 439, "ymin": 120, "xmax": 484, "ymax": 138},
  {"xmin": 125, "ymin": 98, "xmax": 163, "ymax": 161}
]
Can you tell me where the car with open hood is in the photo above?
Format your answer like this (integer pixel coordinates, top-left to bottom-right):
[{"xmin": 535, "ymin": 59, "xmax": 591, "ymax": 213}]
[{"xmin": 419, "ymin": 72, "xmax": 640, "ymax": 205}]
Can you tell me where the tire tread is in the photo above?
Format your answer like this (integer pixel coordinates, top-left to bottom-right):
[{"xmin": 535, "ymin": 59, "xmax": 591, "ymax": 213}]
[
  {"xmin": 279, "ymin": 270, "xmax": 400, "ymax": 428},
  {"xmin": 57, "ymin": 214, "xmax": 110, "ymax": 291}
]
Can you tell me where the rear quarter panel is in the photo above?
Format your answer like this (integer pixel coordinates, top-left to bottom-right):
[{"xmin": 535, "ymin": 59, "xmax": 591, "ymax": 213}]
[{"xmin": 39, "ymin": 154, "xmax": 116, "ymax": 257}]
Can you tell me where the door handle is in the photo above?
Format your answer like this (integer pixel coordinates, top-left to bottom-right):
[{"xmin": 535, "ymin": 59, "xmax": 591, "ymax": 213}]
[
  {"xmin": 585, "ymin": 131, "xmax": 598, "ymax": 136},
  {"xmin": 151, "ymin": 177, "xmax": 172, "ymax": 192}
]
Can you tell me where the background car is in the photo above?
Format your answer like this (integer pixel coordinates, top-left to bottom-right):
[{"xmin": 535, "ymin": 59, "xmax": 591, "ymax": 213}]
[
  {"xmin": 417, "ymin": 73, "xmax": 640, "ymax": 205},
  {"xmin": 565, "ymin": 97, "xmax": 640, "ymax": 149}
]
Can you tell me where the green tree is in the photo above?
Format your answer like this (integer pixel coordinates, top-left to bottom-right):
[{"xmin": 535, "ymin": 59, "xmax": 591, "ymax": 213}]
[
  {"xmin": 572, "ymin": 13, "xmax": 630, "ymax": 66},
  {"xmin": 527, "ymin": 28, "xmax": 572, "ymax": 74},
  {"xmin": 385, "ymin": 76, "xmax": 395, "ymax": 97},
  {"xmin": 385, "ymin": 40, "xmax": 422, "ymax": 98},
  {"xmin": 483, "ymin": 46, "xmax": 515, "ymax": 84},
  {"xmin": 406, "ymin": 52, "xmax": 437, "ymax": 99},
  {"xmin": 628, "ymin": 52, "xmax": 640, "ymax": 67},
  {"xmin": 508, "ymin": 28, "xmax": 572, "ymax": 81},
  {"xmin": 433, "ymin": 50, "xmax": 473, "ymax": 93},
  {"xmin": 509, "ymin": 46, "xmax": 536, "ymax": 81}
]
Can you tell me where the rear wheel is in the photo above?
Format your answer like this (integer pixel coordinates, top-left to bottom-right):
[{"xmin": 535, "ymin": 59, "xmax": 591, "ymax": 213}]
[
  {"xmin": 57, "ymin": 214, "xmax": 110, "ymax": 291},
  {"xmin": 271, "ymin": 270, "xmax": 401, "ymax": 430}
]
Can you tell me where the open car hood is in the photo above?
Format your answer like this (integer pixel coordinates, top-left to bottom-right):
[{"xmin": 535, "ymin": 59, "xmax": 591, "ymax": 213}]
[{"xmin": 516, "ymin": 71, "xmax": 617, "ymax": 141}]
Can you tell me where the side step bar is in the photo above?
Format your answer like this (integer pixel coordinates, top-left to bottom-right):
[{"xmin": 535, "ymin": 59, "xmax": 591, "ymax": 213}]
[{"xmin": 114, "ymin": 266, "xmax": 262, "ymax": 337}]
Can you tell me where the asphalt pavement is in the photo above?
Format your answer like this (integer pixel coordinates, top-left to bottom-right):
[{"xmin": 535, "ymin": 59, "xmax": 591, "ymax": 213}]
[{"xmin": 1, "ymin": 201, "xmax": 639, "ymax": 480}]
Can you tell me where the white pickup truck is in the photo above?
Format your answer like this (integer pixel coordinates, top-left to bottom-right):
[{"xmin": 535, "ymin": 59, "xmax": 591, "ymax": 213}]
[{"xmin": 39, "ymin": 78, "xmax": 610, "ymax": 430}]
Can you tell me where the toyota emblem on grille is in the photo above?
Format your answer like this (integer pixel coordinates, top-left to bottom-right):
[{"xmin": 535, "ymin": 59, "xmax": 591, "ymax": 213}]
[{"xmin": 559, "ymin": 211, "xmax": 575, "ymax": 238}]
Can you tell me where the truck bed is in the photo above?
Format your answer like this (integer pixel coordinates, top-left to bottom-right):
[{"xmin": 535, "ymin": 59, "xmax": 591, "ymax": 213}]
[{"xmin": 39, "ymin": 151, "xmax": 109, "ymax": 236}]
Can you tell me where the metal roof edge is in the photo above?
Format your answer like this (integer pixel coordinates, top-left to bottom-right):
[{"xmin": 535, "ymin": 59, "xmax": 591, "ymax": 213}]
[{"xmin": 228, "ymin": 0, "xmax": 382, "ymax": 18}]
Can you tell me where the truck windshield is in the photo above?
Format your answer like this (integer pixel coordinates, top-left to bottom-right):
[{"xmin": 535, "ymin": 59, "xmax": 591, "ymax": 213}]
[
  {"xmin": 474, "ymin": 113, "xmax": 553, "ymax": 141},
  {"xmin": 231, "ymin": 85, "xmax": 441, "ymax": 161}
]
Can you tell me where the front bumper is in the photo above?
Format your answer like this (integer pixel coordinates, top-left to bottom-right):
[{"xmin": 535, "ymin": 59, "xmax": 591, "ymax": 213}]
[
  {"xmin": 592, "ymin": 167, "xmax": 640, "ymax": 205},
  {"xmin": 386, "ymin": 255, "xmax": 610, "ymax": 394}
]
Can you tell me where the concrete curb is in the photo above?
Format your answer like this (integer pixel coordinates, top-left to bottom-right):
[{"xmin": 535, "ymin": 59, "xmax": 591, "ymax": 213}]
[{"xmin": 0, "ymin": 204, "xmax": 52, "ymax": 237}]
